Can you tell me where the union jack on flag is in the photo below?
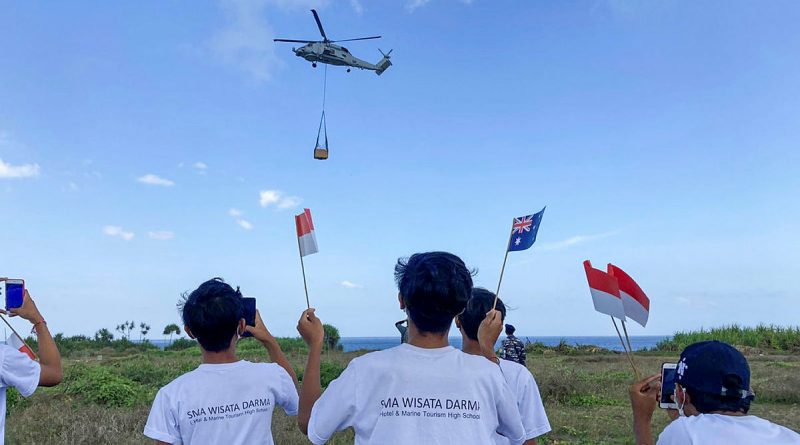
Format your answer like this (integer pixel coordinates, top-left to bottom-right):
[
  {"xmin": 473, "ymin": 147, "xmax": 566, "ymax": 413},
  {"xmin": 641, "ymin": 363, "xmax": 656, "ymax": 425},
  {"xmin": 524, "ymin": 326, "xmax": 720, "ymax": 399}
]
[{"xmin": 507, "ymin": 207, "xmax": 546, "ymax": 252}]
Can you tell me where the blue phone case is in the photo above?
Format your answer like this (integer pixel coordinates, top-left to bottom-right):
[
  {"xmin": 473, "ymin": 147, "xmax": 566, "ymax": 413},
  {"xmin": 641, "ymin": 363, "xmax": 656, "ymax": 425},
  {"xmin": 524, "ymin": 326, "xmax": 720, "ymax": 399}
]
[{"xmin": 4, "ymin": 282, "xmax": 25, "ymax": 310}]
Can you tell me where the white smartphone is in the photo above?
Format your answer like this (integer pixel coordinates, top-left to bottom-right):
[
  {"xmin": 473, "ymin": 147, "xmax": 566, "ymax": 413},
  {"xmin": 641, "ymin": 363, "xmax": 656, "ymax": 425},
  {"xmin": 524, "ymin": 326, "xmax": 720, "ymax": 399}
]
[{"xmin": 660, "ymin": 362, "xmax": 678, "ymax": 409}]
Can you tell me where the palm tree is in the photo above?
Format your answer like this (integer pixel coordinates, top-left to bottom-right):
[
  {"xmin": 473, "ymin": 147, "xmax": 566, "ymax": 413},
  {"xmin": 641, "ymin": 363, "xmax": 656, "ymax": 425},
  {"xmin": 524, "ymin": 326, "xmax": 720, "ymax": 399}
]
[
  {"xmin": 163, "ymin": 323, "xmax": 181, "ymax": 345},
  {"xmin": 139, "ymin": 322, "xmax": 151, "ymax": 342}
]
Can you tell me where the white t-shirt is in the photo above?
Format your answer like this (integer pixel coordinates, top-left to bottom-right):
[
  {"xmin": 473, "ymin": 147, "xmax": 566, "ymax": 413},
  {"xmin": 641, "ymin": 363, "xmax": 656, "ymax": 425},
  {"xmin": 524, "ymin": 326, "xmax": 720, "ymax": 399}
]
[
  {"xmin": 496, "ymin": 359, "xmax": 551, "ymax": 444},
  {"xmin": 307, "ymin": 344, "xmax": 526, "ymax": 445},
  {"xmin": 144, "ymin": 360, "xmax": 298, "ymax": 445},
  {"xmin": 658, "ymin": 413, "xmax": 800, "ymax": 444},
  {"xmin": 0, "ymin": 344, "xmax": 40, "ymax": 444}
]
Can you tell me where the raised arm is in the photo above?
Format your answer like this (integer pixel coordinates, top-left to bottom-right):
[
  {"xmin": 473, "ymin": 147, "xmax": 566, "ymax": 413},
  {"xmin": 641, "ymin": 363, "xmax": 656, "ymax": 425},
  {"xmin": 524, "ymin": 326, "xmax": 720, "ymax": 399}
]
[
  {"xmin": 477, "ymin": 309, "xmax": 503, "ymax": 364},
  {"xmin": 297, "ymin": 308, "xmax": 324, "ymax": 435},
  {"xmin": 629, "ymin": 374, "xmax": 661, "ymax": 445},
  {"xmin": 8, "ymin": 290, "xmax": 62, "ymax": 386},
  {"xmin": 246, "ymin": 310, "xmax": 299, "ymax": 387}
]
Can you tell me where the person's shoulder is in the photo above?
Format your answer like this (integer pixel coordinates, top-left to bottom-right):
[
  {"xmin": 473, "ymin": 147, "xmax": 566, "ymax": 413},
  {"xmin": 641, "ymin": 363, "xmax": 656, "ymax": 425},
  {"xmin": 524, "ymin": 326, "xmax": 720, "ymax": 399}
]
[{"xmin": 157, "ymin": 366, "xmax": 202, "ymax": 394}]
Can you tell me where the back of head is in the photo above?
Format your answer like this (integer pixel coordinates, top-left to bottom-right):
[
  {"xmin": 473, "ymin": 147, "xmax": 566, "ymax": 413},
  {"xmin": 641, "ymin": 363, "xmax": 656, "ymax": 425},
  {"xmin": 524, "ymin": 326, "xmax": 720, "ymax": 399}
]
[
  {"xmin": 394, "ymin": 252, "xmax": 473, "ymax": 334},
  {"xmin": 677, "ymin": 340, "xmax": 754, "ymax": 414},
  {"xmin": 459, "ymin": 288, "xmax": 506, "ymax": 341},
  {"xmin": 180, "ymin": 278, "xmax": 244, "ymax": 352},
  {"xmin": 505, "ymin": 324, "xmax": 516, "ymax": 336}
]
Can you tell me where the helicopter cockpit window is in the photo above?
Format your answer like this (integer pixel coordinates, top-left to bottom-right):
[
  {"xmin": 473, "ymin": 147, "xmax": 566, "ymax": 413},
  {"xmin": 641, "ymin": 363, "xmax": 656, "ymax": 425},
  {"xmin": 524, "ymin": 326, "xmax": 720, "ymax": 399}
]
[{"xmin": 342, "ymin": 47, "xmax": 349, "ymax": 53}]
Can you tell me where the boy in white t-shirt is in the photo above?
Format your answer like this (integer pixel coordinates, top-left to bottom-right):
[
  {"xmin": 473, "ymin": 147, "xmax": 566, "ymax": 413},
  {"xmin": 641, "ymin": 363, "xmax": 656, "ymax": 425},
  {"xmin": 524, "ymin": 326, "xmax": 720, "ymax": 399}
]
[
  {"xmin": 296, "ymin": 252, "xmax": 526, "ymax": 445},
  {"xmin": 456, "ymin": 289, "xmax": 551, "ymax": 445},
  {"xmin": 0, "ymin": 281, "xmax": 63, "ymax": 445},
  {"xmin": 630, "ymin": 340, "xmax": 800, "ymax": 444},
  {"xmin": 144, "ymin": 278, "xmax": 299, "ymax": 445}
]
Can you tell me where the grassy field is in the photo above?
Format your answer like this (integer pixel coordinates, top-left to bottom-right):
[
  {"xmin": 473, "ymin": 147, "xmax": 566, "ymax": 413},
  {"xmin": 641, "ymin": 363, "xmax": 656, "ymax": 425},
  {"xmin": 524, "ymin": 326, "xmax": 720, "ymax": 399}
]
[{"xmin": 5, "ymin": 336, "xmax": 800, "ymax": 445}]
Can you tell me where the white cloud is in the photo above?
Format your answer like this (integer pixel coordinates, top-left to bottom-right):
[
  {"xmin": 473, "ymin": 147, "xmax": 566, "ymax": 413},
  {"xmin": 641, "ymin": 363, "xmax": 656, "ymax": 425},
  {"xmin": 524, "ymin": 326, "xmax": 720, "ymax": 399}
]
[
  {"xmin": 148, "ymin": 231, "xmax": 175, "ymax": 240},
  {"xmin": 259, "ymin": 189, "xmax": 302, "ymax": 209},
  {"xmin": 538, "ymin": 230, "xmax": 619, "ymax": 251},
  {"xmin": 103, "ymin": 226, "xmax": 135, "ymax": 241},
  {"xmin": 0, "ymin": 159, "xmax": 40, "ymax": 179},
  {"xmin": 193, "ymin": 161, "xmax": 208, "ymax": 170},
  {"xmin": 229, "ymin": 208, "xmax": 243, "ymax": 217},
  {"xmin": 137, "ymin": 174, "xmax": 175, "ymax": 186},
  {"xmin": 237, "ymin": 219, "xmax": 254, "ymax": 230},
  {"xmin": 68, "ymin": 182, "xmax": 80, "ymax": 192},
  {"xmin": 341, "ymin": 280, "xmax": 363, "ymax": 289},
  {"xmin": 259, "ymin": 190, "xmax": 281, "ymax": 207},
  {"xmin": 407, "ymin": 0, "xmax": 473, "ymax": 12},
  {"xmin": 350, "ymin": 0, "xmax": 364, "ymax": 15},
  {"xmin": 277, "ymin": 195, "xmax": 302, "ymax": 209}
]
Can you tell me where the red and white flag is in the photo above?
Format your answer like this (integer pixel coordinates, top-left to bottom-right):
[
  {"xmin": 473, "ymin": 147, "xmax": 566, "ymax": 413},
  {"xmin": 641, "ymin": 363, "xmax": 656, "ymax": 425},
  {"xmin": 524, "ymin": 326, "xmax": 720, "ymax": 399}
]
[
  {"xmin": 583, "ymin": 260, "xmax": 626, "ymax": 320},
  {"xmin": 295, "ymin": 208, "xmax": 318, "ymax": 257},
  {"xmin": 608, "ymin": 264, "xmax": 650, "ymax": 327},
  {"xmin": 7, "ymin": 332, "xmax": 36, "ymax": 360}
]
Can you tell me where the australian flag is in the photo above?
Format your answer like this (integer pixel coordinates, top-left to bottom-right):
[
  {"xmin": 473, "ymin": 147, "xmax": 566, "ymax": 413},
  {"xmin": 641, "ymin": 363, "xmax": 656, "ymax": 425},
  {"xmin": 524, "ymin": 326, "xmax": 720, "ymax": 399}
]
[{"xmin": 508, "ymin": 207, "xmax": 546, "ymax": 252}]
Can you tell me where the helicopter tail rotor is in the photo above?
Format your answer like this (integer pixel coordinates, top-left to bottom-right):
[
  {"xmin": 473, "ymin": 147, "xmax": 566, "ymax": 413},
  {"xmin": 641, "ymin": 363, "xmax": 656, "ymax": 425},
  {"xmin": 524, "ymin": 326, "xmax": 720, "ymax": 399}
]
[{"xmin": 375, "ymin": 49, "xmax": 393, "ymax": 75}]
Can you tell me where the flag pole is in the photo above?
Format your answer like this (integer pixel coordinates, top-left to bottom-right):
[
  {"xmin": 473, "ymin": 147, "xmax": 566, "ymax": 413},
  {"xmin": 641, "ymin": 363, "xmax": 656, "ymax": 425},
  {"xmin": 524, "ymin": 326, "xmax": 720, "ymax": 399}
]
[
  {"xmin": 0, "ymin": 314, "xmax": 38, "ymax": 360},
  {"xmin": 493, "ymin": 222, "xmax": 515, "ymax": 310},
  {"xmin": 611, "ymin": 316, "xmax": 639, "ymax": 378},
  {"xmin": 297, "ymin": 236, "xmax": 311, "ymax": 309},
  {"xmin": 621, "ymin": 320, "xmax": 640, "ymax": 379}
]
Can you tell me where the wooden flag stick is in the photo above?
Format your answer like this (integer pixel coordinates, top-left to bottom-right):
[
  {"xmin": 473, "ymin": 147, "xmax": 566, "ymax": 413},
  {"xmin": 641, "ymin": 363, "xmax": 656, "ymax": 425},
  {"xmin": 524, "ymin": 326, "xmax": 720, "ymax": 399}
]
[
  {"xmin": 493, "ymin": 222, "xmax": 516, "ymax": 310},
  {"xmin": 621, "ymin": 320, "xmax": 641, "ymax": 380},
  {"xmin": 297, "ymin": 236, "xmax": 311, "ymax": 309},
  {"xmin": 611, "ymin": 316, "xmax": 639, "ymax": 378},
  {"xmin": 0, "ymin": 314, "xmax": 38, "ymax": 360}
]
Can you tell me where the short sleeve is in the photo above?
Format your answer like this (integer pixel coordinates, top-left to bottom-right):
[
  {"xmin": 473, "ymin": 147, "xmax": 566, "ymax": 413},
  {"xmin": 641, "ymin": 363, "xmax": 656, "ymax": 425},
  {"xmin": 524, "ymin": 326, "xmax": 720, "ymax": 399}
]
[
  {"xmin": 1, "ymin": 346, "xmax": 40, "ymax": 397},
  {"xmin": 494, "ymin": 373, "xmax": 526, "ymax": 444},
  {"xmin": 307, "ymin": 362, "xmax": 359, "ymax": 445},
  {"xmin": 275, "ymin": 365, "xmax": 299, "ymax": 416},
  {"xmin": 657, "ymin": 419, "xmax": 692, "ymax": 445},
  {"xmin": 144, "ymin": 388, "xmax": 182, "ymax": 444},
  {"xmin": 517, "ymin": 372, "xmax": 551, "ymax": 439}
]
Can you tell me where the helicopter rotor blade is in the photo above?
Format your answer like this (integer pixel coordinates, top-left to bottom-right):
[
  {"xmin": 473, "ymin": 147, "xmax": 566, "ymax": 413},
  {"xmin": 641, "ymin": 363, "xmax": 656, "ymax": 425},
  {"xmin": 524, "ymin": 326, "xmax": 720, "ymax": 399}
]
[
  {"xmin": 311, "ymin": 9, "xmax": 328, "ymax": 41},
  {"xmin": 331, "ymin": 36, "xmax": 382, "ymax": 43},
  {"xmin": 274, "ymin": 39, "xmax": 318, "ymax": 43}
]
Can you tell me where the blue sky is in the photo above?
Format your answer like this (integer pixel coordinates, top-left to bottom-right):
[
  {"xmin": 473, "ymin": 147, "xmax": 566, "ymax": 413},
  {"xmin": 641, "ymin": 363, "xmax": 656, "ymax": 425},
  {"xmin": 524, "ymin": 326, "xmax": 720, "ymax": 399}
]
[{"xmin": 1, "ymin": 0, "xmax": 798, "ymax": 339}]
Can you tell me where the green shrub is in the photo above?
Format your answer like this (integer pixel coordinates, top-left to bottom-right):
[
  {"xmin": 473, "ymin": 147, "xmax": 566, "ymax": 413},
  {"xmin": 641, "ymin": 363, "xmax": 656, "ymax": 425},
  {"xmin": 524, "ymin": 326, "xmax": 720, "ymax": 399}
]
[
  {"xmin": 323, "ymin": 324, "xmax": 341, "ymax": 351},
  {"xmin": 165, "ymin": 338, "xmax": 197, "ymax": 351},
  {"xmin": 65, "ymin": 365, "xmax": 142, "ymax": 407},
  {"xmin": 656, "ymin": 324, "xmax": 800, "ymax": 352},
  {"xmin": 296, "ymin": 360, "xmax": 345, "ymax": 388}
]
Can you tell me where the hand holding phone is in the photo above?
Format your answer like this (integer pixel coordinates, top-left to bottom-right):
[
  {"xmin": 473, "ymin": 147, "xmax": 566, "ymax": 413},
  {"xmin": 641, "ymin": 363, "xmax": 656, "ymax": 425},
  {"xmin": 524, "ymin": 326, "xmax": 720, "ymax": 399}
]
[
  {"xmin": 660, "ymin": 363, "xmax": 679, "ymax": 409},
  {"xmin": 241, "ymin": 297, "xmax": 257, "ymax": 338}
]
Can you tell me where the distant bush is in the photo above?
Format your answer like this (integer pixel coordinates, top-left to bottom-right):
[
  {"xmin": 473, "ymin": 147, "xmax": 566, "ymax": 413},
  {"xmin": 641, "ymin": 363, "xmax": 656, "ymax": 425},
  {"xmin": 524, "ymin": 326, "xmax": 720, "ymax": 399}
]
[
  {"xmin": 24, "ymin": 334, "xmax": 159, "ymax": 357},
  {"xmin": 296, "ymin": 360, "xmax": 345, "ymax": 388},
  {"xmin": 65, "ymin": 365, "xmax": 142, "ymax": 407},
  {"xmin": 656, "ymin": 324, "xmax": 800, "ymax": 352},
  {"xmin": 524, "ymin": 340, "xmax": 611, "ymax": 356},
  {"xmin": 165, "ymin": 338, "xmax": 196, "ymax": 351}
]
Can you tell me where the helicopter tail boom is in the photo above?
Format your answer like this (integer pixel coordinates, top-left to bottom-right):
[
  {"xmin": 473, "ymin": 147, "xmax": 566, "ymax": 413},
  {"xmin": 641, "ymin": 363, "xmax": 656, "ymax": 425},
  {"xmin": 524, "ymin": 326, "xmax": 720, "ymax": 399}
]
[{"xmin": 375, "ymin": 49, "xmax": 393, "ymax": 76}]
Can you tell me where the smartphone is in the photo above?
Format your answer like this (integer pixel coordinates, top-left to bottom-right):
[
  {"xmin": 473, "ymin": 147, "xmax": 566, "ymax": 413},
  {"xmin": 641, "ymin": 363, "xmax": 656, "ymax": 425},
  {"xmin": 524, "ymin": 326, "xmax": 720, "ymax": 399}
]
[
  {"xmin": 0, "ymin": 279, "xmax": 25, "ymax": 311},
  {"xmin": 660, "ymin": 363, "xmax": 679, "ymax": 409},
  {"xmin": 241, "ymin": 297, "xmax": 257, "ymax": 338}
]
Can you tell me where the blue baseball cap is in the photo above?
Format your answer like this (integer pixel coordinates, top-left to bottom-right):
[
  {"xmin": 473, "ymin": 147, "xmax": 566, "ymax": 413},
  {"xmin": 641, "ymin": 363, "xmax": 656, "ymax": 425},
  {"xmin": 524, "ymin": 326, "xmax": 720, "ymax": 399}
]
[{"xmin": 676, "ymin": 340, "xmax": 753, "ymax": 398}]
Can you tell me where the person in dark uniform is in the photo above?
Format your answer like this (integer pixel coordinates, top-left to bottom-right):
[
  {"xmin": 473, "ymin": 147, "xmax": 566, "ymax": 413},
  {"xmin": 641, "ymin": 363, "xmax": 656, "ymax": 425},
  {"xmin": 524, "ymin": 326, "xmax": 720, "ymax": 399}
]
[{"xmin": 501, "ymin": 324, "xmax": 526, "ymax": 366}]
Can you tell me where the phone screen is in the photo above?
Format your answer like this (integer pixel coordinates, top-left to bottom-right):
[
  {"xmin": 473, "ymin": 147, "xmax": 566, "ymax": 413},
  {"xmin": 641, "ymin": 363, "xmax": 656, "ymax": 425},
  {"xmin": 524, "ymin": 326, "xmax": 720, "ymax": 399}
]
[
  {"xmin": 661, "ymin": 367, "xmax": 678, "ymax": 404},
  {"xmin": 241, "ymin": 297, "xmax": 256, "ymax": 338},
  {"xmin": 4, "ymin": 281, "xmax": 25, "ymax": 310}
]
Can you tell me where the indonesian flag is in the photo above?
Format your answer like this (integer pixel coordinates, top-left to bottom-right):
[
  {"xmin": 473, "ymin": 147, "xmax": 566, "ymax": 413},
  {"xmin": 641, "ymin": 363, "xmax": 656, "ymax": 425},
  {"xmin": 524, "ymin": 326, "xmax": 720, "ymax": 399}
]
[
  {"xmin": 8, "ymin": 332, "xmax": 36, "ymax": 360},
  {"xmin": 608, "ymin": 264, "xmax": 650, "ymax": 327},
  {"xmin": 583, "ymin": 260, "xmax": 626, "ymax": 320},
  {"xmin": 295, "ymin": 208, "xmax": 318, "ymax": 257}
]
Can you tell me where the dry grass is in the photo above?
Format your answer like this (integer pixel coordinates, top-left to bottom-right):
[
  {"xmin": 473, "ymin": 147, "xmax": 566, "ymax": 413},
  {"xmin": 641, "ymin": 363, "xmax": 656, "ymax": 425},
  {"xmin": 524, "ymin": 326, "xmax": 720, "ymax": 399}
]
[{"xmin": 6, "ymin": 350, "xmax": 800, "ymax": 444}]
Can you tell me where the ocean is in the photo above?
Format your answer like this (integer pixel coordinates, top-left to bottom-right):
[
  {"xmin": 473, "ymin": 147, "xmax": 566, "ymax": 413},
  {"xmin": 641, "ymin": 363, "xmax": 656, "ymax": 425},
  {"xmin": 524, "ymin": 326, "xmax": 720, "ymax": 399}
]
[{"xmin": 146, "ymin": 335, "xmax": 667, "ymax": 352}]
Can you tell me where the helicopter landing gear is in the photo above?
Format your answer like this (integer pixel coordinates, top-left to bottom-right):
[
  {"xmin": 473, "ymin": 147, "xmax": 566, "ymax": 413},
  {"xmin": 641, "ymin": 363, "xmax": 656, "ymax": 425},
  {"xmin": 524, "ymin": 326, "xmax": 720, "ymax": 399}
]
[{"xmin": 312, "ymin": 63, "xmax": 317, "ymax": 68}]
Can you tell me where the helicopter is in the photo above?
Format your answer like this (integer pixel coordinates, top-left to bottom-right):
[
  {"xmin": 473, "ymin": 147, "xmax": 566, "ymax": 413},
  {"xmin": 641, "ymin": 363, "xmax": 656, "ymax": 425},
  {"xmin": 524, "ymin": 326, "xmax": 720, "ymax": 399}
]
[{"xmin": 274, "ymin": 10, "xmax": 392, "ymax": 75}]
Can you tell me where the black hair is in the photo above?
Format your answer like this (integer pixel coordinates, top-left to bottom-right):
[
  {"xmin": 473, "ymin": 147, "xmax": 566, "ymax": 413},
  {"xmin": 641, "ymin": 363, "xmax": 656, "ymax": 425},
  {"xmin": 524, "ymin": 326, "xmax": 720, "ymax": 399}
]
[
  {"xmin": 458, "ymin": 288, "xmax": 506, "ymax": 341},
  {"xmin": 505, "ymin": 324, "xmax": 516, "ymax": 335},
  {"xmin": 178, "ymin": 278, "xmax": 244, "ymax": 352},
  {"xmin": 394, "ymin": 252, "xmax": 473, "ymax": 334},
  {"xmin": 685, "ymin": 374, "xmax": 754, "ymax": 414}
]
